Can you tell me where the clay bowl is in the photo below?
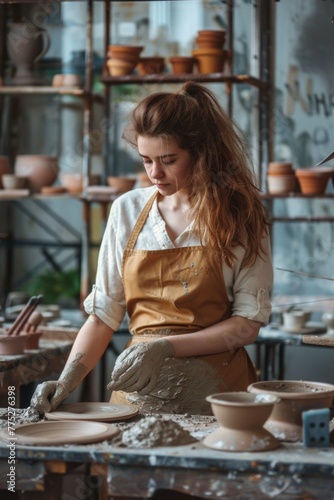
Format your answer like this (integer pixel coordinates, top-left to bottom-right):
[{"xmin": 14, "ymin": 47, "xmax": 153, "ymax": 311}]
[
  {"xmin": 192, "ymin": 48, "xmax": 227, "ymax": 74},
  {"xmin": 295, "ymin": 167, "xmax": 332, "ymax": 195},
  {"xmin": 169, "ymin": 56, "xmax": 195, "ymax": 75},
  {"xmin": 248, "ymin": 380, "xmax": 334, "ymax": 442},
  {"xmin": 0, "ymin": 333, "xmax": 26, "ymax": 355},
  {"xmin": 60, "ymin": 173, "xmax": 100, "ymax": 193},
  {"xmin": 107, "ymin": 176, "xmax": 136, "ymax": 193},
  {"xmin": 2, "ymin": 174, "xmax": 27, "ymax": 190},
  {"xmin": 137, "ymin": 57, "xmax": 165, "ymax": 75},
  {"xmin": 107, "ymin": 58, "xmax": 137, "ymax": 77},
  {"xmin": 203, "ymin": 392, "xmax": 281, "ymax": 452},
  {"xmin": 14, "ymin": 155, "xmax": 58, "ymax": 193}
]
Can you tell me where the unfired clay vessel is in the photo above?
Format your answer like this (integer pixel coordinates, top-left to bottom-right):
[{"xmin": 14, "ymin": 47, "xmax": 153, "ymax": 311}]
[
  {"xmin": 248, "ymin": 380, "xmax": 334, "ymax": 442},
  {"xmin": 203, "ymin": 392, "xmax": 280, "ymax": 452}
]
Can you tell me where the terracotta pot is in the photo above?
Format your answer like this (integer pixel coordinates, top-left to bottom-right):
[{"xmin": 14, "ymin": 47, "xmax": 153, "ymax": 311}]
[
  {"xmin": 192, "ymin": 48, "xmax": 227, "ymax": 74},
  {"xmin": 295, "ymin": 167, "xmax": 332, "ymax": 195},
  {"xmin": 248, "ymin": 380, "xmax": 334, "ymax": 442},
  {"xmin": 60, "ymin": 173, "xmax": 100, "ymax": 193},
  {"xmin": 203, "ymin": 392, "xmax": 280, "ymax": 452},
  {"xmin": 107, "ymin": 45, "xmax": 143, "ymax": 58},
  {"xmin": 107, "ymin": 59, "xmax": 137, "ymax": 77},
  {"xmin": 169, "ymin": 57, "xmax": 195, "ymax": 75},
  {"xmin": 137, "ymin": 57, "xmax": 165, "ymax": 75},
  {"xmin": 267, "ymin": 173, "xmax": 298, "ymax": 194},
  {"xmin": 107, "ymin": 176, "xmax": 136, "ymax": 193},
  {"xmin": 14, "ymin": 155, "xmax": 58, "ymax": 193},
  {"xmin": 0, "ymin": 156, "xmax": 11, "ymax": 188},
  {"xmin": 197, "ymin": 29, "xmax": 226, "ymax": 40},
  {"xmin": 0, "ymin": 334, "xmax": 26, "ymax": 355}
]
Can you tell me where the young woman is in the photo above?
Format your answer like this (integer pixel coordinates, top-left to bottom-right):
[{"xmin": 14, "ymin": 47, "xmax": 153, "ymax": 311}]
[{"xmin": 31, "ymin": 82, "xmax": 273, "ymax": 416}]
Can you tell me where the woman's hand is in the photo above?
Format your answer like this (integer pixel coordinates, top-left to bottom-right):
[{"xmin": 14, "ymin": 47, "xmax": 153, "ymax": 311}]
[
  {"xmin": 107, "ymin": 339, "xmax": 174, "ymax": 395},
  {"xmin": 30, "ymin": 380, "xmax": 71, "ymax": 413}
]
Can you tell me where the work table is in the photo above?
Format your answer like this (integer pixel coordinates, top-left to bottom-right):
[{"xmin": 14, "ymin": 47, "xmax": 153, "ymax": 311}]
[{"xmin": 0, "ymin": 412, "xmax": 333, "ymax": 499}]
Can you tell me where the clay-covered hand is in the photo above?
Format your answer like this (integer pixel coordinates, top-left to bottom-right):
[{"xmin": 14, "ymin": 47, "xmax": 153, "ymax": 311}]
[
  {"xmin": 107, "ymin": 339, "xmax": 175, "ymax": 395},
  {"xmin": 30, "ymin": 380, "xmax": 71, "ymax": 414}
]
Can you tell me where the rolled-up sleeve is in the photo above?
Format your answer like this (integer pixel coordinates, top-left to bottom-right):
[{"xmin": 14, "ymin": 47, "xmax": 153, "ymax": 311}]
[
  {"xmin": 227, "ymin": 235, "xmax": 273, "ymax": 324},
  {"xmin": 83, "ymin": 198, "xmax": 127, "ymax": 331}
]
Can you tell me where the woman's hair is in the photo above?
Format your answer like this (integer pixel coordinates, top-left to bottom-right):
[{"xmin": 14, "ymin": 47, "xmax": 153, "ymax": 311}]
[{"xmin": 123, "ymin": 81, "xmax": 269, "ymax": 268}]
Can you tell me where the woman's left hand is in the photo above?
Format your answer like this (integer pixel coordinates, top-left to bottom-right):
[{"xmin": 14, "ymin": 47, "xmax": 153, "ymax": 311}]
[{"xmin": 107, "ymin": 339, "xmax": 174, "ymax": 395}]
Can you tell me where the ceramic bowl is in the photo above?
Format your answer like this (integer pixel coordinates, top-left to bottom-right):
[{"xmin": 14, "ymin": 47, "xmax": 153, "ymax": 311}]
[
  {"xmin": 107, "ymin": 176, "xmax": 136, "ymax": 193},
  {"xmin": 192, "ymin": 48, "xmax": 227, "ymax": 74},
  {"xmin": 248, "ymin": 380, "xmax": 334, "ymax": 442},
  {"xmin": 2, "ymin": 174, "xmax": 27, "ymax": 190},
  {"xmin": 137, "ymin": 57, "xmax": 165, "ymax": 75},
  {"xmin": 203, "ymin": 392, "xmax": 281, "ymax": 452},
  {"xmin": 14, "ymin": 155, "xmax": 58, "ymax": 193}
]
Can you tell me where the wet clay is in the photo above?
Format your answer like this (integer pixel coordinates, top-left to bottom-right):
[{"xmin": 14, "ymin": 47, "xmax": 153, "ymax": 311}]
[
  {"xmin": 121, "ymin": 416, "xmax": 197, "ymax": 448},
  {"xmin": 118, "ymin": 357, "xmax": 223, "ymax": 415}
]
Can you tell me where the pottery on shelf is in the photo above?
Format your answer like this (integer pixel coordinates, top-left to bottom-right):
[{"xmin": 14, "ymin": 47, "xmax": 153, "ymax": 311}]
[
  {"xmin": 2, "ymin": 174, "xmax": 27, "ymax": 190},
  {"xmin": 248, "ymin": 380, "xmax": 334, "ymax": 442},
  {"xmin": 169, "ymin": 57, "xmax": 195, "ymax": 75},
  {"xmin": 137, "ymin": 57, "xmax": 165, "ymax": 75},
  {"xmin": 192, "ymin": 48, "xmax": 227, "ymax": 74},
  {"xmin": 196, "ymin": 29, "xmax": 226, "ymax": 49},
  {"xmin": 267, "ymin": 173, "xmax": 298, "ymax": 194},
  {"xmin": 60, "ymin": 173, "xmax": 100, "ymax": 193},
  {"xmin": 107, "ymin": 59, "xmax": 137, "ymax": 77},
  {"xmin": 14, "ymin": 155, "xmax": 58, "ymax": 193},
  {"xmin": 107, "ymin": 176, "xmax": 136, "ymax": 193},
  {"xmin": 203, "ymin": 392, "xmax": 281, "ymax": 452},
  {"xmin": 0, "ymin": 156, "xmax": 11, "ymax": 189},
  {"xmin": 7, "ymin": 22, "xmax": 50, "ymax": 85},
  {"xmin": 295, "ymin": 167, "xmax": 332, "ymax": 195}
]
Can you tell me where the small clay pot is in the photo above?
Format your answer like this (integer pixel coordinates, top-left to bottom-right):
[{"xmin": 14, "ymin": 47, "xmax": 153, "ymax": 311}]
[
  {"xmin": 169, "ymin": 57, "xmax": 195, "ymax": 75},
  {"xmin": 248, "ymin": 380, "xmax": 334, "ymax": 442},
  {"xmin": 0, "ymin": 334, "xmax": 26, "ymax": 355},
  {"xmin": 295, "ymin": 167, "xmax": 332, "ymax": 195},
  {"xmin": 203, "ymin": 392, "xmax": 280, "ymax": 452},
  {"xmin": 267, "ymin": 173, "xmax": 298, "ymax": 194},
  {"xmin": 267, "ymin": 162, "xmax": 293, "ymax": 175},
  {"xmin": 107, "ymin": 59, "xmax": 137, "ymax": 76},
  {"xmin": 107, "ymin": 176, "xmax": 136, "ymax": 193},
  {"xmin": 107, "ymin": 45, "xmax": 143, "ymax": 58},
  {"xmin": 192, "ymin": 48, "xmax": 227, "ymax": 74},
  {"xmin": 2, "ymin": 174, "xmax": 27, "ymax": 190},
  {"xmin": 137, "ymin": 57, "xmax": 165, "ymax": 75},
  {"xmin": 14, "ymin": 155, "xmax": 58, "ymax": 193}
]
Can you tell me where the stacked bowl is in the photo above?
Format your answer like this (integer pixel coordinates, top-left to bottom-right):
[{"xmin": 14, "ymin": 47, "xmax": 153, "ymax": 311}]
[
  {"xmin": 107, "ymin": 45, "xmax": 143, "ymax": 76},
  {"xmin": 192, "ymin": 29, "xmax": 227, "ymax": 74},
  {"xmin": 266, "ymin": 161, "xmax": 298, "ymax": 195}
]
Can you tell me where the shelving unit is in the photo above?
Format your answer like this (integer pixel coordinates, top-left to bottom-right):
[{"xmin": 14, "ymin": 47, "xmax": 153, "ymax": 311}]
[{"xmin": 0, "ymin": 0, "xmax": 275, "ymax": 308}]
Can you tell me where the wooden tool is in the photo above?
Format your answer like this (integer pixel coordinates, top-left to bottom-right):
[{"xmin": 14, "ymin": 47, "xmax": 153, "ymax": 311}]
[{"xmin": 7, "ymin": 295, "xmax": 43, "ymax": 336}]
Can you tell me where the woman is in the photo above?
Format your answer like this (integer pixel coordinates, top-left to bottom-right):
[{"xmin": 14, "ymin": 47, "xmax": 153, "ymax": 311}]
[{"xmin": 31, "ymin": 82, "xmax": 273, "ymax": 416}]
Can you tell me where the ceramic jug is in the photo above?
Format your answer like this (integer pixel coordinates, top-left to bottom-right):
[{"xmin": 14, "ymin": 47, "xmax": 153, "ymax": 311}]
[{"xmin": 7, "ymin": 23, "xmax": 50, "ymax": 85}]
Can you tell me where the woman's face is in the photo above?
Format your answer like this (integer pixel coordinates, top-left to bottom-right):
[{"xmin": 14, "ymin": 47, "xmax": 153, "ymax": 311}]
[{"xmin": 137, "ymin": 135, "xmax": 193, "ymax": 196}]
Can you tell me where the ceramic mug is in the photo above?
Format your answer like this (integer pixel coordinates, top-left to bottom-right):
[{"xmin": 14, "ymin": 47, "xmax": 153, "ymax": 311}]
[{"xmin": 282, "ymin": 310, "xmax": 306, "ymax": 331}]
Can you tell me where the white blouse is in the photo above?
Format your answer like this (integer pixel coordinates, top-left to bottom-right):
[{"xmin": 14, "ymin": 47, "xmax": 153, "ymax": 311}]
[{"xmin": 84, "ymin": 186, "xmax": 273, "ymax": 331}]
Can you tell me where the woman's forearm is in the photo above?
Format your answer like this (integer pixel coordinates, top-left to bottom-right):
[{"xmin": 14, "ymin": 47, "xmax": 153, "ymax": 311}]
[
  {"xmin": 166, "ymin": 316, "xmax": 261, "ymax": 357},
  {"xmin": 59, "ymin": 314, "xmax": 114, "ymax": 383}
]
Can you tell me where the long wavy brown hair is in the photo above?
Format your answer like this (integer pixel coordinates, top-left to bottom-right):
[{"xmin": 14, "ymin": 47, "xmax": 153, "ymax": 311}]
[{"xmin": 123, "ymin": 82, "xmax": 269, "ymax": 268}]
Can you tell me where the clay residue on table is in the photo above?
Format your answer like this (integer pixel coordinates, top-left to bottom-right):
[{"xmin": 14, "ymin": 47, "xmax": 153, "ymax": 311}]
[
  {"xmin": 0, "ymin": 407, "xmax": 40, "ymax": 429},
  {"xmin": 121, "ymin": 416, "xmax": 197, "ymax": 448}
]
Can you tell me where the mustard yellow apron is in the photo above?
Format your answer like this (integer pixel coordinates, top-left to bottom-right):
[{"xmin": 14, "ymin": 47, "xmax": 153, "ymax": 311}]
[{"xmin": 111, "ymin": 192, "xmax": 257, "ymax": 414}]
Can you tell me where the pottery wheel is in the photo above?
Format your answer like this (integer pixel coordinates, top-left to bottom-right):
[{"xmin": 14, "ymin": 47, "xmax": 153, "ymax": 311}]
[
  {"xmin": 45, "ymin": 402, "xmax": 138, "ymax": 422},
  {"xmin": 0, "ymin": 420, "xmax": 119, "ymax": 446}
]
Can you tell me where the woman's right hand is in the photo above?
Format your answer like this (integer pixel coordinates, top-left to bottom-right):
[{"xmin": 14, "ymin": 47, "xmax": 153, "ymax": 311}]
[{"xmin": 30, "ymin": 380, "xmax": 71, "ymax": 414}]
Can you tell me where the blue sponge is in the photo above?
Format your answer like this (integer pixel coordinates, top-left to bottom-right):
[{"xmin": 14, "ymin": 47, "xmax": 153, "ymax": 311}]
[{"xmin": 302, "ymin": 408, "xmax": 330, "ymax": 448}]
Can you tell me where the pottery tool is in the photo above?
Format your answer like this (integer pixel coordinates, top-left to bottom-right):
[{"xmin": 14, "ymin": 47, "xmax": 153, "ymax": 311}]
[
  {"xmin": 7, "ymin": 295, "xmax": 43, "ymax": 336},
  {"xmin": 316, "ymin": 150, "xmax": 334, "ymax": 166}
]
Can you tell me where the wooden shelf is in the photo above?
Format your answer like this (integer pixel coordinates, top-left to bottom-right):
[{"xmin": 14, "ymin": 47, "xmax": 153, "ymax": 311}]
[
  {"xmin": 0, "ymin": 86, "xmax": 87, "ymax": 96},
  {"xmin": 100, "ymin": 72, "xmax": 269, "ymax": 90}
]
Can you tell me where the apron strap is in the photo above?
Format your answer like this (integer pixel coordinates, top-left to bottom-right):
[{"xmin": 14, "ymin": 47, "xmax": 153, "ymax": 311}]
[{"xmin": 124, "ymin": 190, "xmax": 158, "ymax": 251}]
